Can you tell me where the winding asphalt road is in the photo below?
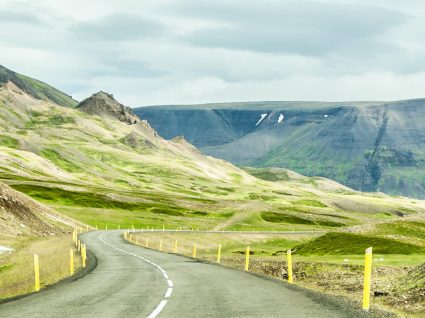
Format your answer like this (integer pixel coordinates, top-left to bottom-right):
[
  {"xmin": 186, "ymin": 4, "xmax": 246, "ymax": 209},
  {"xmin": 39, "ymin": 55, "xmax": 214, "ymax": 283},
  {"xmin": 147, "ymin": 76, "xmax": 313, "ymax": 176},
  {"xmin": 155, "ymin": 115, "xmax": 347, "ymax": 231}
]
[{"xmin": 0, "ymin": 231, "xmax": 375, "ymax": 317}]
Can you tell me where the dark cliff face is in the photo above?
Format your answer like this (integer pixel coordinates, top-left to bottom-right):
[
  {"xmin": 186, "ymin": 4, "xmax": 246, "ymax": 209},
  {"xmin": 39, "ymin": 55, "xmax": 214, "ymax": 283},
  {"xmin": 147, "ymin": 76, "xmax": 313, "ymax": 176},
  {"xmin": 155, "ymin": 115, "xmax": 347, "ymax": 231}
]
[
  {"xmin": 135, "ymin": 99, "xmax": 425, "ymax": 199},
  {"xmin": 134, "ymin": 108, "xmax": 267, "ymax": 147}
]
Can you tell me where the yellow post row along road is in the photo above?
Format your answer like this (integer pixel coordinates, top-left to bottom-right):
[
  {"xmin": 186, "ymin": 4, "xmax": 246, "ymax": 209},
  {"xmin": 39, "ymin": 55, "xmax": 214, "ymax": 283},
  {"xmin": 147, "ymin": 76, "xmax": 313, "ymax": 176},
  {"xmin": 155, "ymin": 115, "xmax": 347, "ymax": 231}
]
[{"xmin": 0, "ymin": 231, "xmax": 388, "ymax": 318}]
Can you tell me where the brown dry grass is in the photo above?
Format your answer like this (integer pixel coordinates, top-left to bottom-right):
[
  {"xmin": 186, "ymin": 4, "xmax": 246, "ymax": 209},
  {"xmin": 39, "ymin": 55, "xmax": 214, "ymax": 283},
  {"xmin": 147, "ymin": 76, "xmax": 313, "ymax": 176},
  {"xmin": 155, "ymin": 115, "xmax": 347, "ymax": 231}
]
[{"xmin": 0, "ymin": 234, "xmax": 82, "ymax": 300}]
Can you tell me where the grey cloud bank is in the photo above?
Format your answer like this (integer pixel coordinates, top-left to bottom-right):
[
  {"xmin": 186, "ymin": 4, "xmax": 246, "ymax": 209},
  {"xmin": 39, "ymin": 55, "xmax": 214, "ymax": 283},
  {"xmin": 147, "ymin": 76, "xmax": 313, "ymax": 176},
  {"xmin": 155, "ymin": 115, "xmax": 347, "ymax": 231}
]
[{"xmin": 0, "ymin": 0, "xmax": 424, "ymax": 106}]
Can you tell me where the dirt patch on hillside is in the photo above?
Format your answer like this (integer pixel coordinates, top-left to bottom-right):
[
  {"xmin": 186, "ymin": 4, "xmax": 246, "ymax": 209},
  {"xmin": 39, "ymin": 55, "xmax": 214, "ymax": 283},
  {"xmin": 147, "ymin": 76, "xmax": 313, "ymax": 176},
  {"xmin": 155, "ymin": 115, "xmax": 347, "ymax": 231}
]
[{"xmin": 0, "ymin": 182, "xmax": 66, "ymax": 236}]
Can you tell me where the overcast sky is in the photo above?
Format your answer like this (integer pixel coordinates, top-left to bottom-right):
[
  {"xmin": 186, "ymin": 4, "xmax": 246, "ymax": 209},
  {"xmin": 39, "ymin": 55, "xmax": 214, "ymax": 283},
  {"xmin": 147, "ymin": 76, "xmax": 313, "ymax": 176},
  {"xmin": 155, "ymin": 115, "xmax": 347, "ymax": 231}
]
[{"xmin": 1, "ymin": 0, "xmax": 424, "ymax": 106}]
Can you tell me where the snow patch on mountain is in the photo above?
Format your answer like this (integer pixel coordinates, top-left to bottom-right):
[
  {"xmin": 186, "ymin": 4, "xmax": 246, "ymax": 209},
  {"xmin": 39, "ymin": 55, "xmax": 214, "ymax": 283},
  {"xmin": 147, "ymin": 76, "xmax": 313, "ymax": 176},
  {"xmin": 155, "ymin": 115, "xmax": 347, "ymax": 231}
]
[
  {"xmin": 256, "ymin": 113, "xmax": 268, "ymax": 126},
  {"xmin": 278, "ymin": 114, "xmax": 284, "ymax": 123}
]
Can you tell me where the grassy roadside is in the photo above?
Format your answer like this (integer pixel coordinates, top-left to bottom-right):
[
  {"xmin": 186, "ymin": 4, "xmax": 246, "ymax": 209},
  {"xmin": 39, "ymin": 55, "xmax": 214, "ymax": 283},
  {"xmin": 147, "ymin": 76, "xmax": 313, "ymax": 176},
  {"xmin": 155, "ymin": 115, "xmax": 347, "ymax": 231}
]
[
  {"xmin": 0, "ymin": 234, "xmax": 82, "ymax": 300},
  {"xmin": 124, "ymin": 231, "xmax": 425, "ymax": 317}
]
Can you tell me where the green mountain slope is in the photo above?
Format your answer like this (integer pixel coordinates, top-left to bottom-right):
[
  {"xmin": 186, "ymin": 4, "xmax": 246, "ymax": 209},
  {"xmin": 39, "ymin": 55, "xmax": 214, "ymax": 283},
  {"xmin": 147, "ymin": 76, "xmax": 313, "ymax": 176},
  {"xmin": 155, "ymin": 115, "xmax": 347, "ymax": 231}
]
[
  {"xmin": 0, "ymin": 78, "xmax": 424, "ymax": 233},
  {"xmin": 0, "ymin": 65, "xmax": 77, "ymax": 108}
]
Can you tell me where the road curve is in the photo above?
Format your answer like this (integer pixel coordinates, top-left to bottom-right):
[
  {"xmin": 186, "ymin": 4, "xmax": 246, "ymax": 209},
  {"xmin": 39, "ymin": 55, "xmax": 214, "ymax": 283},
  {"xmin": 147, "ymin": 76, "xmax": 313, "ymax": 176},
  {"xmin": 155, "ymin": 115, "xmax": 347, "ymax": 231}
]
[{"xmin": 0, "ymin": 231, "xmax": 372, "ymax": 317}]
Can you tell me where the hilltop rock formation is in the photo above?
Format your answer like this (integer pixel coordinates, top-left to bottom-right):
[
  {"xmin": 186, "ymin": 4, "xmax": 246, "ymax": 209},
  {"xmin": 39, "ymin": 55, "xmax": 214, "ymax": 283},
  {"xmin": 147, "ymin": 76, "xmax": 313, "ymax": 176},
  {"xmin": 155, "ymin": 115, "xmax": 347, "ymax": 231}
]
[{"xmin": 77, "ymin": 91, "xmax": 140, "ymax": 125}]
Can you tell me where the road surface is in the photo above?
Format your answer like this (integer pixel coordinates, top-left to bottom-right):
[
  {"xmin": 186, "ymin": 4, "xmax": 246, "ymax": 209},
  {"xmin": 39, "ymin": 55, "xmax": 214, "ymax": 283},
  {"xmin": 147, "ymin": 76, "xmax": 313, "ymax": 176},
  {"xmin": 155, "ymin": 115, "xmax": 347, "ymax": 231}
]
[{"xmin": 0, "ymin": 231, "xmax": 379, "ymax": 317}]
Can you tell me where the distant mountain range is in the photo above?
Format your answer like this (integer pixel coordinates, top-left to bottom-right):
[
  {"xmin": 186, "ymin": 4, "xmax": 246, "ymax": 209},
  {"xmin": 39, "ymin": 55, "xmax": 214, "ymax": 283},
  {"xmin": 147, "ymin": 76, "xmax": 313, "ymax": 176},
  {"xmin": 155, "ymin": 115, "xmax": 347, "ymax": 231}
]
[
  {"xmin": 135, "ymin": 98, "xmax": 425, "ymax": 199},
  {"xmin": 3, "ymin": 62, "xmax": 425, "ymax": 199}
]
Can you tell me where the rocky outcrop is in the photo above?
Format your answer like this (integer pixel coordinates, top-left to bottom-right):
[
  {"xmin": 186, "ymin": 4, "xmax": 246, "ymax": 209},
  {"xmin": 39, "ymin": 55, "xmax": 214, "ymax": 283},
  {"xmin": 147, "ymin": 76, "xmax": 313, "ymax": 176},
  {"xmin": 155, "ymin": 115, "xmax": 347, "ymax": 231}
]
[{"xmin": 77, "ymin": 91, "xmax": 140, "ymax": 125}]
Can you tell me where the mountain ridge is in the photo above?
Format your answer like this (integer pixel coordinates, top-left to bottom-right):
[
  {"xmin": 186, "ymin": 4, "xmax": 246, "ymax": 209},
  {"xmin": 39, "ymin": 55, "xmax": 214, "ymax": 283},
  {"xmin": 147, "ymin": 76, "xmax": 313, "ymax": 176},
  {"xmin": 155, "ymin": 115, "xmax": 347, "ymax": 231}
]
[
  {"xmin": 0, "ymin": 64, "xmax": 78, "ymax": 108},
  {"xmin": 1, "ymin": 72, "xmax": 422, "ymax": 236},
  {"xmin": 134, "ymin": 98, "xmax": 425, "ymax": 198}
]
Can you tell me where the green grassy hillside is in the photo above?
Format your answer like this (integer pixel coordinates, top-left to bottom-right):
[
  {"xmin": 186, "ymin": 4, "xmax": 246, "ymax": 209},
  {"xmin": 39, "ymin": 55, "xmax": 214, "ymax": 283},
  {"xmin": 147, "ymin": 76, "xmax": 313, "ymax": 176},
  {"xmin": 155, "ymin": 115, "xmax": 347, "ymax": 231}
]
[
  {"xmin": 1, "ymin": 82, "xmax": 424, "ymax": 235},
  {"xmin": 0, "ymin": 65, "xmax": 77, "ymax": 108}
]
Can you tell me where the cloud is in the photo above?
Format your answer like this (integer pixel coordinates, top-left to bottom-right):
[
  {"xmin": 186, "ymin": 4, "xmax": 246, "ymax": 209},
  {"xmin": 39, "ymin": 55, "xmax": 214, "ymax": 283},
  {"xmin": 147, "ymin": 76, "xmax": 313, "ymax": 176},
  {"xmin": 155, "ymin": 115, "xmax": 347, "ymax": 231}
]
[
  {"xmin": 0, "ymin": 10, "xmax": 43, "ymax": 24},
  {"xmin": 71, "ymin": 13, "xmax": 167, "ymax": 42},
  {"xmin": 0, "ymin": 0, "xmax": 424, "ymax": 106},
  {"xmin": 169, "ymin": 1, "xmax": 407, "ymax": 56}
]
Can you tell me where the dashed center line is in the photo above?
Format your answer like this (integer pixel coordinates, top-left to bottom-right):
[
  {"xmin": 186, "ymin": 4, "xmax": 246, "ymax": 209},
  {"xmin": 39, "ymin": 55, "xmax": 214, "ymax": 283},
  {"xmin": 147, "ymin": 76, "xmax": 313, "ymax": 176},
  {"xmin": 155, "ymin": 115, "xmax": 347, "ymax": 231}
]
[
  {"xmin": 147, "ymin": 300, "xmax": 168, "ymax": 318},
  {"xmin": 165, "ymin": 288, "xmax": 173, "ymax": 298},
  {"xmin": 98, "ymin": 232, "xmax": 173, "ymax": 318}
]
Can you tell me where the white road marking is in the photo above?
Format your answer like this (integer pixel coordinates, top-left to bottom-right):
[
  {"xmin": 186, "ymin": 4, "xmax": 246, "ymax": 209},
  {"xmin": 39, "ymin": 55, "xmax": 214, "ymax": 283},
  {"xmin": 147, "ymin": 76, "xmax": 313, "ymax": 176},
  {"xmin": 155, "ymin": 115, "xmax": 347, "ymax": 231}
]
[
  {"xmin": 165, "ymin": 288, "xmax": 172, "ymax": 298},
  {"xmin": 98, "ymin": 232, "xmax": 173, "ymax": 318},
  {"xmin": 147, "ymin": 300, "xmax": 168, "ymax": 318}
]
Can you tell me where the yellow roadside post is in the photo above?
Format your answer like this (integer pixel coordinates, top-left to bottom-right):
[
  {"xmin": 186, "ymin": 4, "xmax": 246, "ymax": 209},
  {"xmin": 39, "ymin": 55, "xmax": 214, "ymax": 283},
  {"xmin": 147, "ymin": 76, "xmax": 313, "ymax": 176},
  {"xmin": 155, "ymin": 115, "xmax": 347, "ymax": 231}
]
[
  {"xmin": 192, "ymin": 243, "xmax": 197, "ymax": 258},
  {"xmin": 162, "ymin": 225, "xmax": 165, "ymax": 232},
  {"xmin": 82, "ymin": 249, "xmax": 86, "ymax": 268},
  {"xmin": 217, "ymin": 244, "xmax": 222, "ymax": 263},
  {"xmin": 159, "ymin": 239, "xmax": 163, "ymax": 251},
  {"xmin": 105, "ymin": 224, "xmax": 108, "ymax": 230},
  {"xmin": 78, "ymin": 240, "xmax": 81, "ymax": 252},
  {"xmin": 174, "ymin": 240, "xmax": 178, "ymax": 253},
  {"xmin": 95, "ymin": 225, "xmax": 98, "ymax": 230},
  {"xmin": 363, "ymin": 247, "xmax": 373, "ymax": 311},
  {"xmin": 34, "ymin": 254, "xmax": 40, "ymax": 292},
  {"xmin": 118, "ymin": 224, "xmax": 121, "ymax": 230},
  {"xmin": 80, "ymin": 244, "xmax": 87, "ymax": 268},
  {"xmin": 245, "ymin": 246, "xmax": 250, "ymax": 271},
  {"xmin": 287, "ymin": 249, "xmax": 293, "ymax": 284},
  {"xmin": 145, "ymin": 238, "xmax": 149, "ymax": 248},
  {"xmin": 70, "ymin": 249, "xmax": 74, "ymax": 275}
]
